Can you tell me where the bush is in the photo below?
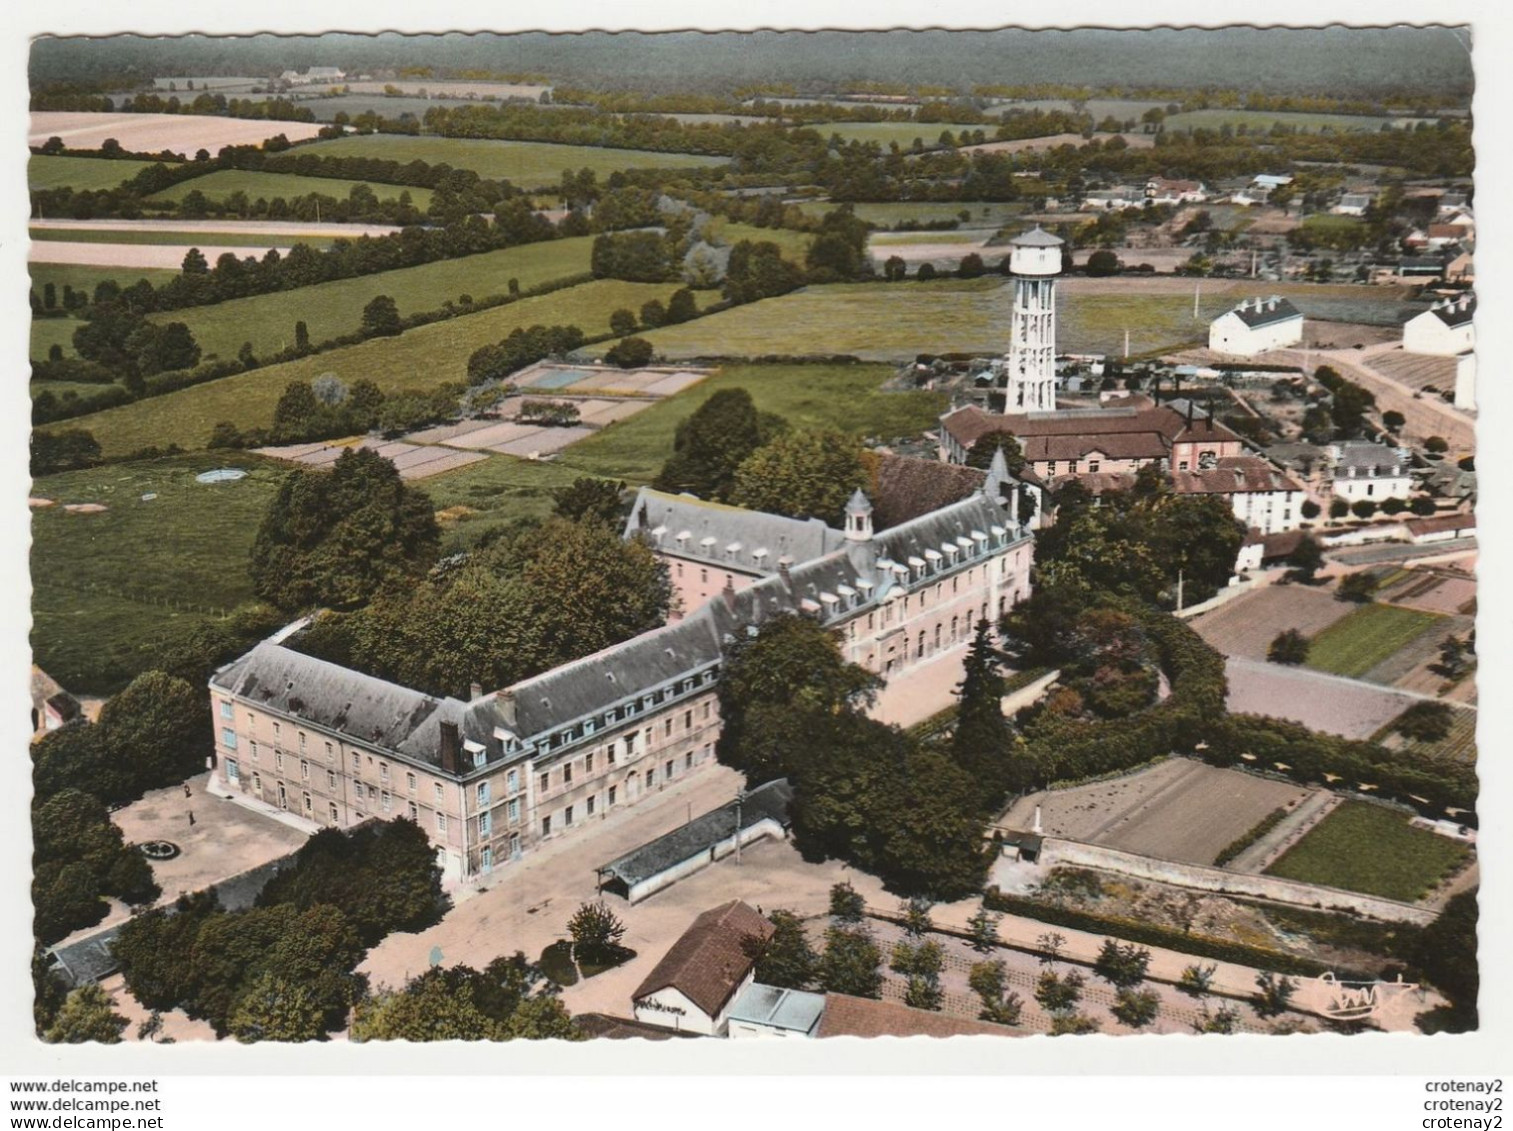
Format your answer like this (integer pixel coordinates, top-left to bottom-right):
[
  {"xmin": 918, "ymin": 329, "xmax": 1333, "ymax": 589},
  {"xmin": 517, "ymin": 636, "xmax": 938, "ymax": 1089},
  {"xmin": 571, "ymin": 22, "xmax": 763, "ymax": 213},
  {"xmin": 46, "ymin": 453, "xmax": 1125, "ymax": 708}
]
[
  {"xmin": 1214, "ymin": 808, "xmax": 1290, "ymax": 867},
  {"xmin": 1267, "ymin": 629, "xmax": 1310, "ymax": 666},
  {"xmin": 1301, "ymin": 500, "xmax": 1321, "ymax": 520},
  {"xmin": 1395, "ymin": 701, "xmax": 1453, "ymax": 743},
  {"xmin": 604, "ymin": 336, "xmax": 654, "ymax": 368},
  {"xmin": 1329, "ymin": 499, "xmax": 1349, "ymax": 519},
  {"xmin": 1351, "ymin": 499, "xmax": 1378, "ymax": 519}
]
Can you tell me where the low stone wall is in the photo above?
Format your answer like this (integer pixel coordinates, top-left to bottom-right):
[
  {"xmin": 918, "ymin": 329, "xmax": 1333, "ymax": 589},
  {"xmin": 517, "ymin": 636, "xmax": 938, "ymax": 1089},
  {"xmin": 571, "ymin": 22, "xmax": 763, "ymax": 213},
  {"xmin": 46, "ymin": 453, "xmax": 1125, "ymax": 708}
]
[
  {"xmin": 1037, "ymin": 836, "xmax": 1434, "ymax": 925},
  {"xmin": 1175, "ymin": 578, "xmax": 1260, "ymax": 620},
  {"xmin": 1000, "ymin": 668, "xmax": 1060, "ymax": 714}
]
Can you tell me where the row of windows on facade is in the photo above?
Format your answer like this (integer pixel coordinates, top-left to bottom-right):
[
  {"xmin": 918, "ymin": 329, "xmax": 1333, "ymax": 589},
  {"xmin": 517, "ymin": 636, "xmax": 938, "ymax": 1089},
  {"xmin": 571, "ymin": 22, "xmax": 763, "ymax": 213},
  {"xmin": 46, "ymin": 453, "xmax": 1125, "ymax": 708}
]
[
  {"xmin": 227, "ymin": 746, "xmax": 705, "ymax": 843},
  {"xmin": 536, "ymin": 684, "xmax": 716, "ymax": 758},
  {"xmin": 538, "ymin": 708, "xmax": 712, "ymax": 798},
  {"xmin": 539, "ymin": 749, "xmax": 699, "ymax": 838}
]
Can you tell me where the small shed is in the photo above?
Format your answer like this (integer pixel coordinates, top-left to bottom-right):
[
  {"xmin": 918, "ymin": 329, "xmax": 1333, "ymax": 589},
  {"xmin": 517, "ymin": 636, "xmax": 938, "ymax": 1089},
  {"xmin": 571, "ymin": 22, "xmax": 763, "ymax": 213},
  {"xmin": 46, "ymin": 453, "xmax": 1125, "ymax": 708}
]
[{"xmin": 596, "ymin": 778, "xmax": 793, "ymax": 903}]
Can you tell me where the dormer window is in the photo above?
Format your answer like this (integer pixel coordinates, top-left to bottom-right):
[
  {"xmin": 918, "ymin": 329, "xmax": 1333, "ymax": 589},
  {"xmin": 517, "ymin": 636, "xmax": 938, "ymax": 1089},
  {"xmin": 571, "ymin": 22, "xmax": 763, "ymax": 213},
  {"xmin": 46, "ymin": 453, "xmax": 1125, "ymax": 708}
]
[{"xmin": 753, "ymin": 548, "xmax": 769, "ymax": 566}]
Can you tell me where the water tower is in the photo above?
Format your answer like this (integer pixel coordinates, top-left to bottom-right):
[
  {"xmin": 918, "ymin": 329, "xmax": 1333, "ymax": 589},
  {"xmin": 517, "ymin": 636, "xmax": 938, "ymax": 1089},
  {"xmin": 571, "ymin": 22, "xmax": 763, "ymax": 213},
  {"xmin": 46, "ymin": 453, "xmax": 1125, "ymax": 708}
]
[{"xmin": 1001, "ymin": 226, "xmax": 1064, "ymax": 413}]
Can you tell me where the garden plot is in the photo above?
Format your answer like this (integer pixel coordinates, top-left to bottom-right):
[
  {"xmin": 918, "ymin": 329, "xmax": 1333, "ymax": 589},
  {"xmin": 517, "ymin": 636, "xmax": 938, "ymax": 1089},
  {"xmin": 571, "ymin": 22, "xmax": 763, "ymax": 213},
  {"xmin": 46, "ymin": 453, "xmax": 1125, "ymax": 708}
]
[
  {"xmin": 1002, "ymin": 758, "xmax": 1314, "ymax": 867},
  {"xmin": 1367, "ymin": 348, "xmax": 1460, "ymax": 394},
  {"xmin": 253, "ymin": 438, "xmax": 486, "ymax": 480},
  {"xmin": 1379, "ymin": 569, "xmax": 1476, "ymax": 616},
  {"xmin": 511, "ymin": 362, "xmax": 713, "ymax": 398},
  {"xmin": 1188, "ymin": 585, "xmax": 1355, "ymax": 660},
  {"xmin": 1223, "ymin": 657, "xmax": 1419, "ymax": 739}
]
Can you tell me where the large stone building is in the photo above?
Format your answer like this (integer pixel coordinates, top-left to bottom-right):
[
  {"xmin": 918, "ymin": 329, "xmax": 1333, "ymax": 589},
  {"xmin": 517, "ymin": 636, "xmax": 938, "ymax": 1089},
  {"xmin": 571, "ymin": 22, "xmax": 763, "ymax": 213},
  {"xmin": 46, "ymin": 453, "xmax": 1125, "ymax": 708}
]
[
  {"xmin": 208, "ymin": 456, "xmax": 1033, "ymax": 884},
  {"xmin": 939, "ymin": 401, "xmax": 1245, "ymax": 481}
]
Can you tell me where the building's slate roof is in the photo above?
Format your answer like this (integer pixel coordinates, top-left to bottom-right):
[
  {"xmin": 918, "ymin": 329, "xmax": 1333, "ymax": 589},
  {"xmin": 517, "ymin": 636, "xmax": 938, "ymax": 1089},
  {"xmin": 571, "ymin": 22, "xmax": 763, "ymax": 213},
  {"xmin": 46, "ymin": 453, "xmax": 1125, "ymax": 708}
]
[
  {"xmin": 625, "ymin": 488, "xmax": 845, "ymax": 575},
  {"xmin": 632, "ymin": 900, "xmax": 774, "ymax": 1018},
  {"xmin": 211, "ymin": 642, "xmax": 465, "ymax": 770},
  {"xmin": 1427, "ymin": 293, "xmax": 1476, "ymax": 327},
  {"xmin": 503, "ymin": 612, "xmax": 725, "ymax": 740},
  {"xmin": 1223, "ymin": 296, "xmax": 1303, "ymax": 329},
  {"xmin": 1333, "ymin": 441, "xmax": 1408, "ymax": 478},
  {"xmin": 728, "ymin": 983, "xmax": 827, "ymax": 1035},
  {"xmin": 597, "ymin": 779, "xmax": 793, "ymax": 890}
]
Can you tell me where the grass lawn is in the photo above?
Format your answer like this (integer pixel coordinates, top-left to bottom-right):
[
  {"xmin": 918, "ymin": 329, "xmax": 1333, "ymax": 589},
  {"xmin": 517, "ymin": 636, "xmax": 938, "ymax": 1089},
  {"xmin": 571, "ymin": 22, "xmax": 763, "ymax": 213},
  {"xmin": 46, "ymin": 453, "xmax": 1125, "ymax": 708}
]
[
  {"xmin": 292, "ymin": 134, "xmax": 727, "ymax": 189},
  {"xmin": 556, "ymin": 362, "xmax": 946, "ymax": 484},
  {"xmin": 1162, "ymin": 109, "xmax": 1395, "ymax": 133},
  {"xmin": 146, "ymin": 169, "xmax": 434, "ymax": 208},
  {"xmin": 805, "ymin": 121, "xmax": 963, "ymax": 149},
  {"xmin": 422, "ymin": 453, "xmax": 587, "ymax": 552},
  {"xmin": 794, "ymin": 200, "xmax": 1027, "ymax": 229},
  {"xmin": 870, "ymin": 231, "xmax": 988, "ymax": 245},
  {"xmin": 31, "ymin": 317, "xmax": 85, "ymax": 363},
  {"xmin": 147, "ymin": 236, "xmax": 598, "ymax": 361},
  {"xmin": 707, "ymin": 220, "xmax": 812, "ymax": 263},
  {"xmin": 30, "ymin": 453, "xmax": 287, "ymax": 695},
  {"xmin": 1264, "ymin": 801, "xmax": 1469, "ymax": 901},
  {"xmin": 28, "ymin": 154, "xmax": 155, "ymax": 192},
  {"xmin": 638, "ymin": 277, "xmax": 1231, "ymax": 361},
  {"xmin": 1301, "ymin": 214, "xmax": 1370, "ymax": 241},
  {"xmin": 30, "ymin": 227, "xmax": 339, "ymax": 249},
  {"xmin": 54, "ymin": 279, "xmax": 696, "ymax": 458},
  {"xmin": 1305, "ymin": 603, "xmax": 1444, "ymax": 679}
]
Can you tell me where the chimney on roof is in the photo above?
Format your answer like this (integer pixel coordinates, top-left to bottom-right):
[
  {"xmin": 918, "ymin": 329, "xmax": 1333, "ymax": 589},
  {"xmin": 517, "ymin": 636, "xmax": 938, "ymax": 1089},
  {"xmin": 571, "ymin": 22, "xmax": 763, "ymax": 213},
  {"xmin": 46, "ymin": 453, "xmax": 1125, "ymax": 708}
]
[
  {"xmin": 721, "ymin": 574, "xmax": 738, "ymax": 611},
  {"xmin": 439, "ymin": 721, "xmax": 461, "ymax": 775},
  {"xmin": 494, "ymin": 688, "xmax": 517, "ymax": 729}
]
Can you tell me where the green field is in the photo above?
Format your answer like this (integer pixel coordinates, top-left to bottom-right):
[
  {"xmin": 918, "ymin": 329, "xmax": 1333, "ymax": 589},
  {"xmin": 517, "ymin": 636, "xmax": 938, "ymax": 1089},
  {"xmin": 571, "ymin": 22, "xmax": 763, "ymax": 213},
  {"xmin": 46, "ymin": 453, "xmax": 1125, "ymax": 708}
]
[
  {"xmin": 707, "ymin": 220, "xmax": 812, "ymax": 263},
  {"xmin": 870, "ymin": 231, "xmax": 988, "ymax": 246},
  {"xmin": 293, "ymin": 134, "xmax": 727, "ymax": 189},
  {"xmin": 1163, "ymin": 109, "xmax": 1396, "ymax": 134},
  {"xmin": 147, "ymin": 170, "xmax": 434, "ymax": 208},
  {"xmin": 638, "ymin": 277, "xmax": 1236, "ymax": 361},
  {"xmin": 423, "ymin": 454, "xmax": 588, "ymax": 551},
  {"xmin": 555, "ymin": 362, "xmax": 946, "ymax": 484},
  {"xmin": 30, "ymin": 227, "xmax": 339, "ymax": 249},
  {"xmin": 806, "ymin": 121, "xmax": 966, "ymax": 149},
  {"xmin": 28, "ymin": 155, "xmax": 155, "ymax": 192},
  {"xmin": 54, "ymin": 279, "xmax": 700, "ymax": 458},
  {"xmin": 30, "ymin": 453, "xmax": 287, "ymax": 694},
  {"xmin": 31, "ymin": 318, "xmax": 87, "ymax": 364},
  {"xmin": 1305, "ymin": 603, "xmax": 1444, "ymax": 679},
  {"xmin": 1264, "ymin": 801, "xmax": 1469, "ymax": 901},
  {"xmin": 148, "ymin": 236, "xmax": 598, "ymax": 361},
  {"xmin": 795, "ymin": 200, "xmax": 1027, "ymax": 229}
]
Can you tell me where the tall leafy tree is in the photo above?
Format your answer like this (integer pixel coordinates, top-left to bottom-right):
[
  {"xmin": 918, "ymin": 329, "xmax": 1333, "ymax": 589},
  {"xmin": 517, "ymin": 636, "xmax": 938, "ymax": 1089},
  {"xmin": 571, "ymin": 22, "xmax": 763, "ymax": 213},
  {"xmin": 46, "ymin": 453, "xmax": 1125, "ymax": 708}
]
[
  {"xmin": 360, "ymin": 294, "xmax": 402, "ymax": 337},
  {"xmin": 249, "ymin": 448, "xmax": 441, "ymax": 611},
  {"xmin": 745, "ymin": 909, "xmax": 819, "ymax": 990},
  {"xmin": 728, "ymin": 428, "xmax": 870, "ymax": 526},
  {"xmin": 818, "ymin": 924, "xmax": 883, "ymax": 999},
  {"xmin": 351, "ymin": 958, "xmax": 579, "ymax": 1041},
  {"xmin": 42, "ymin": 985, "xmax": 127, "ymax": 1044},
  {"xmin": 652, "ymin": 388, "xmax": 772, "ymax": 501},
  {"xmin": 965, "ymin": 431, "xmax": 1027, "ymax": 474}
]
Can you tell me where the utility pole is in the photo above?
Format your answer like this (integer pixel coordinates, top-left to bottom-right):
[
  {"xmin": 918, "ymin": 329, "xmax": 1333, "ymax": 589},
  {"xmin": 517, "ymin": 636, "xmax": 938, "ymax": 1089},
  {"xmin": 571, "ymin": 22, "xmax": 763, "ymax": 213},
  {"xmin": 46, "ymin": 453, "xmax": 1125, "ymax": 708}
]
[
  {"xmin": 1124, "ymin": 328, "xmax": 1130, "ymax": 359},
  {"xmin": 1193, "ymin": 279, "xmax": 1200, "ymax": 320},
  {"xmin": 1176, "ymin": 567, "xmax": 1185, "ymax": 613},
  {"xmin": 734, "ymin": 788, "xmax": 746, "ymax": 865}
]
